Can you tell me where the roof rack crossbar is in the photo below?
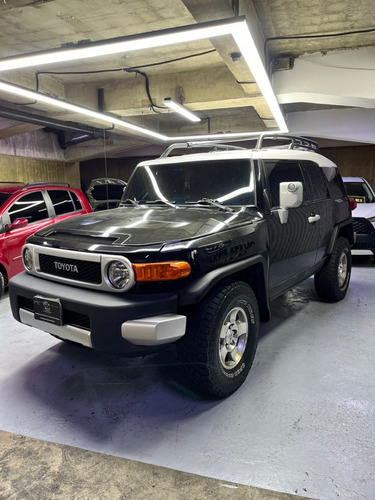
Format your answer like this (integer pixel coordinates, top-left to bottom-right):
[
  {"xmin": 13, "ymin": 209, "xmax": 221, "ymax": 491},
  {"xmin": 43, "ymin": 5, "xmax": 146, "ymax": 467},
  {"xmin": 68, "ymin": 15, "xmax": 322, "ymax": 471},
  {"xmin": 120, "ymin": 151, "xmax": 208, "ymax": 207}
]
[
  {"xmin": 255, "ymin": 134, "xmax": 319, "ymax": 152},
  {"xmin": 23, "ymin": 182, "xmax": 71, "ymax": 188},
  {"xmin": 160, "ymin": 141, "xmax": 246, "ymax": 158}
]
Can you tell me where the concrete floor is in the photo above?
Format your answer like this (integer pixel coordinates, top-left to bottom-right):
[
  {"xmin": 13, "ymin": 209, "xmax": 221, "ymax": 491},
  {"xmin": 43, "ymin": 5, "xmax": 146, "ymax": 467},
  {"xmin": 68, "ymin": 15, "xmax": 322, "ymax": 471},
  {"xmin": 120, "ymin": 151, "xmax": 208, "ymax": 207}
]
[{"xmin": 0, "ymin": 256, "xmax": 374, "ymax": 500}]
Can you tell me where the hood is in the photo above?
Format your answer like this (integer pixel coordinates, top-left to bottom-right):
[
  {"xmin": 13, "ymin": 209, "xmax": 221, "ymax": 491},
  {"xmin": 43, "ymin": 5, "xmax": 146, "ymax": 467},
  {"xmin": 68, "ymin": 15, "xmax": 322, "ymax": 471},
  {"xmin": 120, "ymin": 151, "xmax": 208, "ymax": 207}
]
[
  {"xmin": 36, "ymin": 206, "xmax": 258, "ymax": 246},
  {"xmin": 352, "ymin": 203, "xmax": 375, "ymax": 220}
]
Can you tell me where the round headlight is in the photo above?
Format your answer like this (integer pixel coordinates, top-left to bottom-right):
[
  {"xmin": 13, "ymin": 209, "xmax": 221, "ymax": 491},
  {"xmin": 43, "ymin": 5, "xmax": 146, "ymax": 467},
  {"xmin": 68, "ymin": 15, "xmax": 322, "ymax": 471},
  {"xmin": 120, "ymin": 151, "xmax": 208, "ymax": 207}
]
[
  {"xmin": 107, "ymin": 261, "xmax": 131, "ymax": 289},
  {"xmin": 23, "ymin": 247, "xmax": 33, "ymax": 271}
]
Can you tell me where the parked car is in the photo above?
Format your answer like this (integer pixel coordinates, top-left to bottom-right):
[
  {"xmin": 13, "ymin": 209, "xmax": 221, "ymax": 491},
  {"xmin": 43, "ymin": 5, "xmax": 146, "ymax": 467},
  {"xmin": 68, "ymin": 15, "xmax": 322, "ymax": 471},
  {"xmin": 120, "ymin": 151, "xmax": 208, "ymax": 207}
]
[
  {"xmin": 0, "ymin": 182, "xmax": 92, "ymax": 298},
  {"xmin": 343, "ymin": 176, "xmax": 375, "ymax": 255},
  {"xmin": 10, "ymin": 135, "xmax": 354, "ymax": 397},
  {"xmin": 86, "ymin": 178, "xmax": 127, "ymax": 211}
]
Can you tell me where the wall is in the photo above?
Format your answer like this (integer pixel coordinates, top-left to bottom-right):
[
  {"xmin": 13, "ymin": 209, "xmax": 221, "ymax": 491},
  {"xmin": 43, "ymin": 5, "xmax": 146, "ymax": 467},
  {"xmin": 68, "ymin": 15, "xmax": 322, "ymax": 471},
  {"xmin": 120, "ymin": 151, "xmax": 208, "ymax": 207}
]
[
  {"xmin": 321, "ymin": 145, "xmax": 375, "ymax": 189},
  {"xmin": 79, "ymin": 157, "xmax": 149, "ymax": 190},
  {"xmin": 0, "ymin": 154, "xmax": 81, "ymax": 188}
]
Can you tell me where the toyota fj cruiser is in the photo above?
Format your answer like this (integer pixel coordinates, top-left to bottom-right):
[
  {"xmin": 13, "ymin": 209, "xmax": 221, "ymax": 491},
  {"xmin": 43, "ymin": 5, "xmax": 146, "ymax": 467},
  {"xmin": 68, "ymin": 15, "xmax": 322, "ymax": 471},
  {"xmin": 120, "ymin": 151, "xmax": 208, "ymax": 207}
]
[{"xmin": 9, "ymin": 135, "xmax": 354, "ymax": 397}]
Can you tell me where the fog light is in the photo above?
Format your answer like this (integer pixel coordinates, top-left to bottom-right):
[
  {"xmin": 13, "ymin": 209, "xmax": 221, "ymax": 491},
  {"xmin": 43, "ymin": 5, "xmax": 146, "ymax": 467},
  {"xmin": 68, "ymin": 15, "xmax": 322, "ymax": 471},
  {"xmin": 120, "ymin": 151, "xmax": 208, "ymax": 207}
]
[
  {"xmin": 23, "ymin": 247, "xmax": 33, "ymax": 271},
  {"xmin": 107, "ymin": 261, "xmax": 131, "ymax": 289}
]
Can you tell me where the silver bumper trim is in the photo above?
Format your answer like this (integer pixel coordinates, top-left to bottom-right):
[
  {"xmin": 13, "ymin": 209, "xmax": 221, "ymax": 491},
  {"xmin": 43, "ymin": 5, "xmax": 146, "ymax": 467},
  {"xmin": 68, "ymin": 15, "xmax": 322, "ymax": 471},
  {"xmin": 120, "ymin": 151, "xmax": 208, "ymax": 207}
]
[
  {"xmin": 121, "ymin": 314, "xmax": 186, "ymax": 346},
  {"xmin": 19, "ymin": 308, "xmax": 92, "ymax": 348}
]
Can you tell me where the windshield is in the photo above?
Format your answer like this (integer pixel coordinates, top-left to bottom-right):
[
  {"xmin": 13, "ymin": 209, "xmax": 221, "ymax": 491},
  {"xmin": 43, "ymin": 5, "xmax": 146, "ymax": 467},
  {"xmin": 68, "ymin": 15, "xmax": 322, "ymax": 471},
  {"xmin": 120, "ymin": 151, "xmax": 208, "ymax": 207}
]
[
  {"xmin": 122, "ymin": 159, "xmax": 255, "ymax": 206},
  {"xmin": 0, "ymin": 192, "xmax": 12, "ymax": 209},
  {"xmin": 344, "ymin": 181, "xmax": 375, "ymax": 203}
]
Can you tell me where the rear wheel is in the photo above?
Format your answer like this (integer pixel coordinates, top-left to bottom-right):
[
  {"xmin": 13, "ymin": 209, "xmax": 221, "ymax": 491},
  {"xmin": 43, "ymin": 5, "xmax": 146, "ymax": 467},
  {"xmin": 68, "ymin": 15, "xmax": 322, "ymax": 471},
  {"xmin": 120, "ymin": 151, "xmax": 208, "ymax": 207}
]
[
  {"xmin": 314, "ymin": 237, "xmax": 351, "ymax": 302},
  {"xmin": 177, "ymin": 280, "xmax": 259, "ymax": 398}
]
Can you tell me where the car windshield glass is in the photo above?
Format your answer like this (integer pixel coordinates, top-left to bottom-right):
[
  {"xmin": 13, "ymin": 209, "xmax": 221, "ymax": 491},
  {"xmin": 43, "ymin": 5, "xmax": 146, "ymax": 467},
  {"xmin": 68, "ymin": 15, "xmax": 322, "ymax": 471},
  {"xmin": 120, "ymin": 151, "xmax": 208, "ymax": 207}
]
[
  {"xmin": 344, "ymin": 182, "xmax": 375, "ymax": 203},
  {"xmin": 122, "ymin": 159, "xmax": 255, "ymax": 206},
  {"xmin": 0, "ymin": 192, "xmax": 12, "ymax": 208}
]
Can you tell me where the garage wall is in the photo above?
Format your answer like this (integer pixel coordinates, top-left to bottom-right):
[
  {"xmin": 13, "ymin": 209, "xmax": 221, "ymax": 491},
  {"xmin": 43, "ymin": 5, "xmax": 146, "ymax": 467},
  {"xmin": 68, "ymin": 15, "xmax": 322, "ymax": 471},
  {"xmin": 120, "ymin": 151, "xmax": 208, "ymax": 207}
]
[
  {"xmin": 321, "ymin": 145, "xmax": 375, "ymax": 188},
  {"xmin": 0, "ymin": 154, "xmax": 81, "ymax": 188},
  {"xmin": 79, "ymin": 157, "xmax": 145, "ymax": 190}
]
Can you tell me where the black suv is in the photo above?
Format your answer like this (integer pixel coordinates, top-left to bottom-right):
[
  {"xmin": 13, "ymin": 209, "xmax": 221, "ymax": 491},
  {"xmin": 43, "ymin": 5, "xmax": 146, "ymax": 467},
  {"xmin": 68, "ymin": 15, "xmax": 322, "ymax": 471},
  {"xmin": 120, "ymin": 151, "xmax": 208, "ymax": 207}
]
[{"xmin": 9, "ymin": 135, "xmax": 354, "ymax": 398}]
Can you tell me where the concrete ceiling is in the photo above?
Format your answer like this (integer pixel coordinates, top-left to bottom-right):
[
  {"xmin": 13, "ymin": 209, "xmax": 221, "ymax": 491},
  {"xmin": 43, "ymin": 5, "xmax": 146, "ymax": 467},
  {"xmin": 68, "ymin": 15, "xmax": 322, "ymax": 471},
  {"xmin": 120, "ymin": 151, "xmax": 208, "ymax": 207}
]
[{"xmin": 0, "ymin": 0, "xmax": 374, "ymax": 161}]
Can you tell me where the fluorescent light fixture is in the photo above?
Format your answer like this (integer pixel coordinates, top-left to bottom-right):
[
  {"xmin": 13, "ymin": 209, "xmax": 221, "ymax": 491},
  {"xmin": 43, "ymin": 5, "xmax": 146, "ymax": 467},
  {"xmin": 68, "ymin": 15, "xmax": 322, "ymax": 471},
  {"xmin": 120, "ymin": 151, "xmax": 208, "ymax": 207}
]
[
  {"xmin": 163, "ymin": 97, "xmax": 201, "ymax": 123},
  {"xmin": 0, "ymin": 17, "xmax": 288, "ymax": 140},
  {"xmin": 0, "ymin": 80, "xmax": 166, "ymax": 141},
  {"xmin": 0, "ymin": 19, "xmax": 245, "ymax": 72}
]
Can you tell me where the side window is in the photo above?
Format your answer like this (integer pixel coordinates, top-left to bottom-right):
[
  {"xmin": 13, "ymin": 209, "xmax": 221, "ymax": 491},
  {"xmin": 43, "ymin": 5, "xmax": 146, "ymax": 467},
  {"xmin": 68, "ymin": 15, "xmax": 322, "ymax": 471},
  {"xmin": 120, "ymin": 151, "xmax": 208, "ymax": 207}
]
[
  {"xmin": 322, "ymin": 166, "xmax": 347, "ymax": 200},
  {"xmin": 48, "ymin": 190, "xmax": 75, "ymax": 215},
  {"xmin": 70, "ymin": 192, "xmax": 82, "ymax": 211},
  {"xmin": 264, "ymin": 160, "xmax": 304, "ymax": 208},
  {"xmin": 303, "ymin": 161, "xmax": 329, "ymax": 200},
  {"xmin": 8, "ymin": 192, "xmax": 48, "ymax": 224}
]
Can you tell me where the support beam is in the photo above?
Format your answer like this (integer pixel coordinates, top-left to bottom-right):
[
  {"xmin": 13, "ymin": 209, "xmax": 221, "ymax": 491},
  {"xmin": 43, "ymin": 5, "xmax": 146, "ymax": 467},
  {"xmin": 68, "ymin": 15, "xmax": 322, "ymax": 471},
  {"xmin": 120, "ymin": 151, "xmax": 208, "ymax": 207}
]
[
  {"xmin": 286, "ymin": 108, "xmax": 375, "ymax": 145},
  {"xmin": 181, "ymin": 0, "xmax": 273, "ymax": 126},
  {"xmin": 274, "ymin": 47, "xmax": 375, "ymax": 109}
]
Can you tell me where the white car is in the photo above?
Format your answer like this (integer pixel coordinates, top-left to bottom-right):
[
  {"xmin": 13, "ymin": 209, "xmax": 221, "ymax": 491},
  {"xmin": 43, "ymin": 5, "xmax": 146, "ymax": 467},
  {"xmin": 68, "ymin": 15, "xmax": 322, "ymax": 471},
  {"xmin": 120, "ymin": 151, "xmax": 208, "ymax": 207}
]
[{"xmin": 343, "ymin": 176, "xmax": 375, "ymax": 255}]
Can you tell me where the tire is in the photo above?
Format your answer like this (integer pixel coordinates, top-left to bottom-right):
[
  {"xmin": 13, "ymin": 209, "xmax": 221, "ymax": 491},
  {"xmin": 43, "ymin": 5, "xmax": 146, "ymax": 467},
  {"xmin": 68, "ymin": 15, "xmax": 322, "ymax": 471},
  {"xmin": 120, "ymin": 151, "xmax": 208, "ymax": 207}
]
[
  {"xmin": 0, "ymin": 270, "xmax": 5, "ymax": 300},
  {"xmin": 177, "ymin": 280, "xmax": 259, "ymax": 398},
  {"xmin": 314, "ymin": 237, "xmax": 351, "ymax": 302}
]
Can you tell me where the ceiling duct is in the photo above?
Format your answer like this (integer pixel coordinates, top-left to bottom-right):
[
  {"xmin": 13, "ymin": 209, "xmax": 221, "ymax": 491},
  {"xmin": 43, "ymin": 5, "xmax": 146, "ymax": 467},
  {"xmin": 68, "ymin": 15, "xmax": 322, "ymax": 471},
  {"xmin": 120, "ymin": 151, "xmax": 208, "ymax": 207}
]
[{"xmin": 0, "ymin": 105, "xmax": 105, "ymax": 148}]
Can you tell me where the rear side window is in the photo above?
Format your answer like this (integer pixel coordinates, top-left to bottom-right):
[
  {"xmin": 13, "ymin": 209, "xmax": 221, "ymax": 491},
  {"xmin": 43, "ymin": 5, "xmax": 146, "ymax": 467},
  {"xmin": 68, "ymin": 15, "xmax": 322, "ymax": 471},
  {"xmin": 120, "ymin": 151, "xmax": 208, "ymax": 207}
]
[
  {"xmin": 264, "ymin": 160, "xmax": 304, "ymax": 208},
  {"xmin": 8, "ymin": 192, "xmax": 48, "ymax": 223},
  {"xmin": 70, "ymin": 192, "xmax": 82, "ymax": 211},
  {"xmin": 323, "ymin": 167, "xmax": 347, "ymax": 201},
  {"xmin": 48, "ymin": 190, "xmax": 76, "ymax": 215},
  {"xmin": 303, "ymin": 161, "xmax": 330, "ymax": 200}
]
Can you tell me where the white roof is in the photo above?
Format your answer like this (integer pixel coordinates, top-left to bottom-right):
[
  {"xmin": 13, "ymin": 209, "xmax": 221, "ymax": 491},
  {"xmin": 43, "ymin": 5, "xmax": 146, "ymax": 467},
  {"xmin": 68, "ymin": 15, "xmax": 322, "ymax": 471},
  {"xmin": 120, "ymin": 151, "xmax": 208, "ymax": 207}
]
[
  {"xmin": 139, "ymin": 147, "xmax": 337, "ymax": 169},
  {"xmin": 342, "ymin": 177, "xmax": 364, "ymax": 182}
]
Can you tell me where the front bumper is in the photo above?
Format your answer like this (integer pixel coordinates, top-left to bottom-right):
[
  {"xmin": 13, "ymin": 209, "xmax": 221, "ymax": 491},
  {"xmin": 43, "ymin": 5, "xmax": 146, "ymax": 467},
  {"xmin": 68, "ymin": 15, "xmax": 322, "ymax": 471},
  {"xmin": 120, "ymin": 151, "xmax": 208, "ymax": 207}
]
[
  {"xmin": 9, "ymin": 272, "xmax": 186, "ymax": 355},
  {"xmin": 352, "ymin": 218, "xmax": 375, "ymax": 254}
]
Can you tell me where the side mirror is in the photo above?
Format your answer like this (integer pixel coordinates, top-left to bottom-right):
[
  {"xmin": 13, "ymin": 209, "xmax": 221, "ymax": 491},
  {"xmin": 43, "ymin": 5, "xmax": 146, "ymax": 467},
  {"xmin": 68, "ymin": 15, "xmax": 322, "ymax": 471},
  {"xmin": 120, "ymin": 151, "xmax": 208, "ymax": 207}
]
[
  {"xmin": 5, "ymin": 218, "xmax": 29, "ymax": 232},
  {"xmin": 277, "ymin": 181, "xmax": 303, "ymax": 224}
]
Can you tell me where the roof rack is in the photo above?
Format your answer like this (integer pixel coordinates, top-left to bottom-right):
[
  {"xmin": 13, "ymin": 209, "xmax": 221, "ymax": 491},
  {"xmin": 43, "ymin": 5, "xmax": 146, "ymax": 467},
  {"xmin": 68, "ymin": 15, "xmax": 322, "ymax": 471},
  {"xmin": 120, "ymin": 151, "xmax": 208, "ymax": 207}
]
[
  {"xmin": 159, "ymin": 141, "xmax": 246, "ymax": 158},
  {"xmin": 255, "ymin": 134, "xmax": 319, "ymax": 152},
  {"xmin": 23, "ymin": 182, "xmax": 71, "ymax": 189},
  {"xmin": 159, "ymin": 134, "xmax": 319, "ymax": 158}
]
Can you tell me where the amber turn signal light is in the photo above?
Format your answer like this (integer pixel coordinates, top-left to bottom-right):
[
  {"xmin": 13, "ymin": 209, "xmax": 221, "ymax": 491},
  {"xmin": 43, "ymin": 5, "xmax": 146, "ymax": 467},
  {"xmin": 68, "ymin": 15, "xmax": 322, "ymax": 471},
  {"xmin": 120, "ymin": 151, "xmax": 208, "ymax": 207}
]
[{"xmin": 133, "ymin": 261, "xmax": 191, "ymax": 282}]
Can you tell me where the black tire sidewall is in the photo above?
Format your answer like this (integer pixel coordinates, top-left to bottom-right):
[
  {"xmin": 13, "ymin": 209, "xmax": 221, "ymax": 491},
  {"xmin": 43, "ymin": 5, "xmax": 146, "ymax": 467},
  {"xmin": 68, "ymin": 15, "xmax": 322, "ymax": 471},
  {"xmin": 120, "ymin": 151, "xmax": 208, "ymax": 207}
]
[
  {"xmin": 196, "ymin": 282, "xmax": 259, "ymax": 397},
  {"xmin": 212, "ymin": 291, "xmax": 257, "ymax": 381},
  {"xmin": 315, "ymin": 237, "xmax": 351, "ymax": 302}
]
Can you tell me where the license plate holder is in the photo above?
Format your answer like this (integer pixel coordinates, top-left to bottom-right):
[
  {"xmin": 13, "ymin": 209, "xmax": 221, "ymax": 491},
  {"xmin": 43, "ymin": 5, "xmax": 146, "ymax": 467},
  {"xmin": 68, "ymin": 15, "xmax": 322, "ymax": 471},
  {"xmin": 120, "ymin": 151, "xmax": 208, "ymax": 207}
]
[{"xmin": 34, "ymin": 296, "xmax": 63, "ymax": 326}]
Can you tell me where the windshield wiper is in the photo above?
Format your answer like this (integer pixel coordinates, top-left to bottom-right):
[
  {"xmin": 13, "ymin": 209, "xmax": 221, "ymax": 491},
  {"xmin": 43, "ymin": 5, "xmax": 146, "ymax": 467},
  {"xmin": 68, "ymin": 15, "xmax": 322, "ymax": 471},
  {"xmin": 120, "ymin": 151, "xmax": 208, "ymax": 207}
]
[
  {"xmin": 187, "ymin": 198, "xmax": 234, "ymax": 212},
  {"xmin": 144, "ymin": 199, "xmax": 177, "ymax": 208},
  {"xmin": 119, "ymin": 198, "xmax": 139, "ymax": 206}
]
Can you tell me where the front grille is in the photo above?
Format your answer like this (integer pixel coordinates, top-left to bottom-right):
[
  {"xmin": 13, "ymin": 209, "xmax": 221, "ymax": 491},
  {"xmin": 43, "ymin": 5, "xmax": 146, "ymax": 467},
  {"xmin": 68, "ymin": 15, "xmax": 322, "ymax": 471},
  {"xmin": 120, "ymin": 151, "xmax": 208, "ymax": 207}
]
[
  {"xmin": 39, "ymin": 254, "xmax": 102, "ymax": 284},
  {"xmin": 353, "ymin": 217, "xmax": 375, "ymax": 235},
  {"xmin": 19, "ymin": 296, "xmax": 91, "ymax": 331},
  {"xmin": 45, "ymin": 231, "xmax": 117, "ymax": 245}
]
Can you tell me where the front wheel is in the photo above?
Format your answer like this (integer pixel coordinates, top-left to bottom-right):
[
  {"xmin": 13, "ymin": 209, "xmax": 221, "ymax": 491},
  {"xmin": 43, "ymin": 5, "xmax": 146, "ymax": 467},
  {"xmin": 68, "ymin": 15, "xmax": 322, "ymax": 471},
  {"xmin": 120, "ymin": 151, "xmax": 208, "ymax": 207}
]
[
  {"xmin": 314, "ymin": 237, "xmax": 351, "ymax": 302},
  {"xmin": 177, "ymin": 281, "xmax": 259, "ymax": 398}
]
